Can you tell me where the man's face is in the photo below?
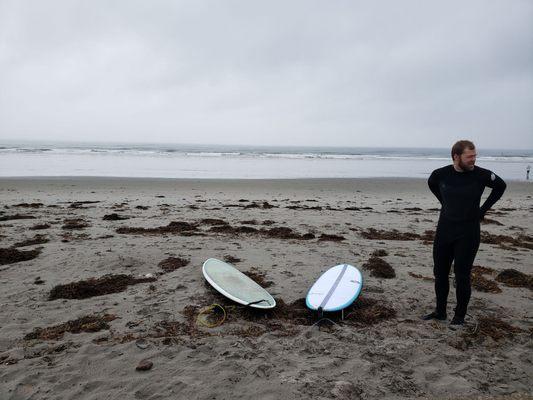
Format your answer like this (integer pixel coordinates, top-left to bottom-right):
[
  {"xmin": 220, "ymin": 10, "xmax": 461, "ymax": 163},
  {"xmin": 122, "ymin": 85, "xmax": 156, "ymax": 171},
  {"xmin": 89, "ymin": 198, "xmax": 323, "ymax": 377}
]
[{"xmin": 455, "ymin": 148, "xmax": 477, "ymax": 171}]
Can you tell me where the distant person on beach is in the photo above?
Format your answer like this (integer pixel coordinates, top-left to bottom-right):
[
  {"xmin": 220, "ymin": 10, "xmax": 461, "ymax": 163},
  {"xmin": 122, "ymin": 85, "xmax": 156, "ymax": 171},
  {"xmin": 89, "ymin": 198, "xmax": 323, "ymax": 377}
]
[
  {"xmin": 527, "ymin": 165, "xmax": 530, "ymax": 180},
  {"xmin": 423, "ymin": 140, "xmax": 506, "ymax": 325}
]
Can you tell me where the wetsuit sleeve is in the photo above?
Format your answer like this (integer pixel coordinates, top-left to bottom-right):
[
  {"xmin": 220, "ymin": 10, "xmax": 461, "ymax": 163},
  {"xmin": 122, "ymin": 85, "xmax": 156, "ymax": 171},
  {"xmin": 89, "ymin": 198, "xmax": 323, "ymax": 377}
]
[
  {"xmin": 479, "ymin": 171, "xmax": 506, "ymax": 219},
  {"xmin": 428, "ymin": 170, "xmax": 442, "ymax": 204}
]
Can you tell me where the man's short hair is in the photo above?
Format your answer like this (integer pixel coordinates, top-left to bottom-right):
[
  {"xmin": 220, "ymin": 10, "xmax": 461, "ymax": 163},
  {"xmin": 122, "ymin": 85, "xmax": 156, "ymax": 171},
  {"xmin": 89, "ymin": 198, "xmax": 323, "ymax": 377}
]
[{"xmin": 451, "ymin": 140, "xmax": 475, "ymax": 160}]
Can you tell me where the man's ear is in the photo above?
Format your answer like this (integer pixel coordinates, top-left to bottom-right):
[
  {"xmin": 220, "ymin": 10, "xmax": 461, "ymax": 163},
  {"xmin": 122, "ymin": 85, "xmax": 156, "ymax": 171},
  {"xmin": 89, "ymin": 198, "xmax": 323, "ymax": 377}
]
[{"xmin": 452, "ymin": 154, "xmax": 459, "ymax": 163}]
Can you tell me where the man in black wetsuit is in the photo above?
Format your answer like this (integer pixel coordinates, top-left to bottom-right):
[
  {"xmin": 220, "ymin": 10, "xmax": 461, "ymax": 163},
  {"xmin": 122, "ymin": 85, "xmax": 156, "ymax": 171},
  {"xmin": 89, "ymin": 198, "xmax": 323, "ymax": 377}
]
[{"xmin": 423, "ymin": 140, "xmax": 506, "ymax": 325}]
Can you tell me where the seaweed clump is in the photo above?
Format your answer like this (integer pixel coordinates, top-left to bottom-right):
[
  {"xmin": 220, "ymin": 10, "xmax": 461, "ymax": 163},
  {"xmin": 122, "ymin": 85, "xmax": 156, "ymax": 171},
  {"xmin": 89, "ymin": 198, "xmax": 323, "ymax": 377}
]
[
  {"xmin": 480, "ymin": 232, "xmax": 533, "ymax": 250},
  {"xmin": 243, "ymin": 268, "xmax": 274, "ymax": 288},
  {"xmin": 408, "ymin": 272, "xmax": 434, "ymax": 281},
  {"xmin": 0, "ymin": 247, "xmax": 41, "ymax": 265},
  {"xmin": 170, "ymin": 293, "xmax": 396, "ymax": 340},
  {"xmin": 62, "ymin": 218, "xmax": 90, "ymax": 230},
  {"xmin": 223, "ymin": 255, "xmax": 242, "ymax": 264},
  {"xmin": 496, "ymin": 269, "xmax": 533, "ymax": 290},
  {"xmin": 200, "ymin": 218, "xmax": 228, "ymax": 225},
  {"xmin": 453, "ymin": 316, "xmax": 523, "ymax": 350},
  {"xmin": 13, "ymin": 234, "xmax": 49, "ymax": 248},
  {"xmin": 103, "ymin": 213, "xmax": 129, "ymax": 221},
  {"xmin": 24, "ymin": 314, "xmax": 117, "ymax": 341},
  {"xmin": 30, "ymin": 223, "xmax": 51, "ymax": 230},
  {"xmin": 318, "ymin": 234, "xmax": 346, "ymax": 242},
  {"xmin": 0, "ymin": 214, "xmax": 36, "ymax": 221},
  {"xmin": 116, "ymin": 221, "xmax": 198, "ymax": 235},
  {"xmin": 49, "ymin": 274, "xmax": 157, "ymax": 300},
  {"xmin": 13, "ymin": 203, "xmax": 44, "ymax": 208},
  {"xmin": 471, "ymin": 265, "xmax": 501, "ymax": 293},
  {"xmin": 158, "ymin": 257, "xmax": 190, "ymax": 272},
  {"xmin": 344, "ymin": 297, "xmax": 396, "ymax": 325},
  {"xmin": 363, "ymin": 256, "xmax": 396, "ymax": 279},
  {"xmin": 69, "ymin": 201, "xmax": 100, "ymax": 209},
  {"xmin": 360, "ymin": 228, "xmax": 419, "ymax": 241}
]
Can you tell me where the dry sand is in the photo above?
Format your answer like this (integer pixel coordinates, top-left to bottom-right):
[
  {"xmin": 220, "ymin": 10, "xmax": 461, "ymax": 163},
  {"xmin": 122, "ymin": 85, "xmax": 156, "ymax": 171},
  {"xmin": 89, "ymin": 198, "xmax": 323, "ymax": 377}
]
[{"xmin": 0, "ymin": 177, "xmax": 531, "ymax": 400}]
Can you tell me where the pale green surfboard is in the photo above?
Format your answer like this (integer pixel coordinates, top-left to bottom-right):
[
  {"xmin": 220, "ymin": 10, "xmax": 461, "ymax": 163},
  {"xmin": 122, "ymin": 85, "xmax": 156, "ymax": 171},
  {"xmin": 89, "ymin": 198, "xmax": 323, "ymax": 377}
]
[{"xmin": 202, "ymin": 258, "xmax": 276, "ymax": 309}]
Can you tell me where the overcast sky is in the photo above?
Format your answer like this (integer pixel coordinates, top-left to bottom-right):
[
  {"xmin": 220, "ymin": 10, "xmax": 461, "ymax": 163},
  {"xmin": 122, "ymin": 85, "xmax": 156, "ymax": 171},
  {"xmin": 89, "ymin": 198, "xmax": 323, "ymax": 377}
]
[{"xmin": 0, "ymin": 1, "xmax": 532, "ymax": 149}]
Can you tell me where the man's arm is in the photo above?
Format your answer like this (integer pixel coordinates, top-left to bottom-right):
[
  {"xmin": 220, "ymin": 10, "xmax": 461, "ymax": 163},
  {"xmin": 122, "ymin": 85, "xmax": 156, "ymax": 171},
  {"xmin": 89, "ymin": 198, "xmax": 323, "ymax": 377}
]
[
  {"xmin": 428, "ymin": 170, "xmax": 442, "ymax": 204},
  {"xmin": 479, "ymin": 171, "xmax": 506, "ymax": 219}
]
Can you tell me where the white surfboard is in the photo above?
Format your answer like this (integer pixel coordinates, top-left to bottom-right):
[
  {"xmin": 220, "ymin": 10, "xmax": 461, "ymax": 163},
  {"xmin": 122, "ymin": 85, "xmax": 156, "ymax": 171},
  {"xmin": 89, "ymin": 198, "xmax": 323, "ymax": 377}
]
[
  {"xmin": 306, "ymin": 264, "xmax": 363, "ymax": 312},
  {"xmin": 202, "ymin": 258, "xmax": 276, "ymax": 309}
]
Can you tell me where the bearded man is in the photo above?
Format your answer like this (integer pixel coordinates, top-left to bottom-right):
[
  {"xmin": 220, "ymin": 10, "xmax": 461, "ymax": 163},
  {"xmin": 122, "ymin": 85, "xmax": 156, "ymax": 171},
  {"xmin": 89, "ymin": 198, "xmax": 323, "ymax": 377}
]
[{"xmin": 423, "ymin": 140, "xmax": 506, "ymax": 325}]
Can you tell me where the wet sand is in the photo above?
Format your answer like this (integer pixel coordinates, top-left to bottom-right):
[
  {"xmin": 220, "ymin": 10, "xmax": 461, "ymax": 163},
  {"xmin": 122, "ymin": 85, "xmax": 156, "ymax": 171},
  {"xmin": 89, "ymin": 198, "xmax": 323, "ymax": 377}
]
[{"xmin": 0, "ymin": 177, "xmax": 531, "ymax": 400}]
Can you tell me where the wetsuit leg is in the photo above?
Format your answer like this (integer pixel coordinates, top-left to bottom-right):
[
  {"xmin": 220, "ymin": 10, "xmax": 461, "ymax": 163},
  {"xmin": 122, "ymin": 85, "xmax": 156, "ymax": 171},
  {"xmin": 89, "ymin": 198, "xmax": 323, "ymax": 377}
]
[
  {"xmin": 432, "ymin": 228, "xmax": 454, "ymax": 316},
  {"xmin": 452, "ymin": 223, "xmax": 480, "ymax": 319}
]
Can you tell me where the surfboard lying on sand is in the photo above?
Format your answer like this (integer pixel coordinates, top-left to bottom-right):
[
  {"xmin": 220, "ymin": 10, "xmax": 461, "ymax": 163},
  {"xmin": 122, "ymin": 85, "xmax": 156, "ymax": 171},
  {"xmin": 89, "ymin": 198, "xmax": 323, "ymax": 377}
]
[
  {"xmin": 306, "ymin": 264, "xmax": 363, "ymax": 312},
  {"xmin": 202, "ymin": 258, "xmax": 276, "ymax": 309}
]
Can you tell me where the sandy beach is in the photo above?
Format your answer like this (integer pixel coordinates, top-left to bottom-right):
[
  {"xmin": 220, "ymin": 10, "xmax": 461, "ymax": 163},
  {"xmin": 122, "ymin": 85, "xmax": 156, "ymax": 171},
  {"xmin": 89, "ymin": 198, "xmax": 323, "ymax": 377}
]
[{"xmin": 0, "ymin": 177, "xmax": 531, "ymax": 400}]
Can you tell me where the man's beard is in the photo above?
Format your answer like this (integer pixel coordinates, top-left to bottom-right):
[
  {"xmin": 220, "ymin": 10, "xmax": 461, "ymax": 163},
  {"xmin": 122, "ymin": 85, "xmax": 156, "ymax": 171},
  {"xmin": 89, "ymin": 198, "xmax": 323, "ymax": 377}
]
[{"xmin": 459, "ymin": 160, "xmax": 475, "ymax": 171}]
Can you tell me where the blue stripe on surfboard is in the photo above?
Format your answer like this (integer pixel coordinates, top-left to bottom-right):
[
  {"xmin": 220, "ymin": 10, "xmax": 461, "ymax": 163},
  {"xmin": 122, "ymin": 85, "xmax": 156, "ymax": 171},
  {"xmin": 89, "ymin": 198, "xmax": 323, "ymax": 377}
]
[{"xmin": 319, "ymin": 264, "xmax": 348, "ymax": 309}]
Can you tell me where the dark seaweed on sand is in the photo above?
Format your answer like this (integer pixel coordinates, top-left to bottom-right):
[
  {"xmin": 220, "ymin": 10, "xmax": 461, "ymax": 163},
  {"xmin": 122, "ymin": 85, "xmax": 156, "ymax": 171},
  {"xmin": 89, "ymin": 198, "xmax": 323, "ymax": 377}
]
[
  {"xmin": 239, "ymin": 220, "xmax": 258, "ymax": 225},
  {"xmin": 0, "ymin": 247, "xmax": 41, "ymax": 265},
  {"xmin": 318, "ymin": 233, "xmax": 345, "ymax": 241},
  {"xmin": 62, "ymin": 218, "xmax": 90, "ymax": 230},
  {"xmin": 13, "ymin": 234, "xmax": 49, "ymax": 248},
  {"xmin": 116, "ymin": 221, "xmax": 198, "ymax": 235},
  {"xmin": 471, "ymin": 273, "xmax": 501, "ymax": 293},
  {"xmin": 363, "ymin": 256, "xmax": 396, "ymax": 279},
  {"xmin": 496, "ymin": 269, "xmax": 533, "ymax": 290},
  {"xmin": 208, "ymin": 224, "xmax": 314, "ymax": 240},
  {"xmin": 360, "ymin": 228, "xmax": 419, "ymax": 241},
  {"xmin": 287, "ymin": 205, "xmax": 323, "ymax": 211},
  {"xmin": 453, "ymin": 316, "xmax": 523, "ymax": 350},
  {"xmin": 343, "ymin": 297, "xmax": 396, "ymax": 325},
  {"xmin": 69, "ymin": 201, "xmax": 100, "ymax": 209},
  {"xmin": 185, "ymin": 285, "xmax": 396, "ymax": 339},
  {"xmin": 223, "ymin": 255, "xmax": 242, "ymax": 264},
  {"xmin": 242, "ymin": 268, "xmax": 273, "ymax": 288},
  {"xmin": 0, "ymin": 214, "xmax": 36, "ymax": 222},
  {"xmin": 30, "ymin": 223, "xmax": 51, "ymax": 230},
  {"xmin": 13, "ymin": 203, "xmax": 44, "ymax": 208},
  {"xmin": 408, "ymin": 272, "xmax": 434, "ymax": 281},
  {"xmin": 103, "ymin": 213, "xmax": 129, "ymax": 221},
  {"xmin": 200, "ymin": 218, "xmax": 228, "ymax": 225},
  {"xmin": 158, "ymin": 257, "xmax": 190, "ymax": 272},
  {"xmin": 262, "ymin": 201, "xmax": 276, "ymax": 209},
  {"xmin": 49, "ymin": 274, "xmax": 157, "ymax": 300},
  {"xmin": 468, "ymin": 265, "xmax": 501, "ymax": 293},
  {"xmin": 24, "ymin": 314, "xmax": 117, "ymax": 341},
  {"xmin": 480, "ymin": 231, "xmax": 533, "ymax": 250}
]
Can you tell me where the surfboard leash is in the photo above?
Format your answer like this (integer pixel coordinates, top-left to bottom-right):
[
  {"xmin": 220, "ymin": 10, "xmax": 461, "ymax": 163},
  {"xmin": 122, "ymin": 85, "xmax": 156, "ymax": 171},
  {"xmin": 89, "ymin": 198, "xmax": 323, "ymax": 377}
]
[
  {"xmin": 196, "ymin": 303, "xmax": 227, "ymax": 328},
  {"xmin": 246, "ymin": 299, "xmax": 270, "ymax": 307}
]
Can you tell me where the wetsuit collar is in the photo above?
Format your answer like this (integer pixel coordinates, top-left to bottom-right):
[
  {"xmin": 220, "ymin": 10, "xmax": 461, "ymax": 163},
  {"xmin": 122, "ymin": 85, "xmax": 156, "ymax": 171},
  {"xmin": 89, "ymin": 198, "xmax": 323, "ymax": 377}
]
[{"xmin": 452, "ymin": 164, "xmax": 474, "ymax": 173}]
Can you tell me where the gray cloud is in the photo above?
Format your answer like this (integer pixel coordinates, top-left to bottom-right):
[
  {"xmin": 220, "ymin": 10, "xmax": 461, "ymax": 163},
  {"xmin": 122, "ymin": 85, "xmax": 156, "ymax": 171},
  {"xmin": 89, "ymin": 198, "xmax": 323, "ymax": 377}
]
[{"xmin": 1, "ymin": 0, "xmax": 532, "ymax": 148}]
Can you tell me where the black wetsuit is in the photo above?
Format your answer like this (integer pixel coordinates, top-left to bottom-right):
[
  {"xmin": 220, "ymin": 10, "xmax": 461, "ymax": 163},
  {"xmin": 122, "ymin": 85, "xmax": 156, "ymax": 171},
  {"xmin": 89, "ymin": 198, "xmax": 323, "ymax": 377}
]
[{"xmin": 428, "ymin": 165, "xmax": 506, "ymax": 319}]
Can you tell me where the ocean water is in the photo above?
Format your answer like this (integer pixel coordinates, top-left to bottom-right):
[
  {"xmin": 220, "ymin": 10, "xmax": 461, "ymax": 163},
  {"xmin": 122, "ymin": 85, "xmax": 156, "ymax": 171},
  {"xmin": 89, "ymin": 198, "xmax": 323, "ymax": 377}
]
[{"xmin": 1, "ymin": 141, "xmax": 532, "ymax": 180}]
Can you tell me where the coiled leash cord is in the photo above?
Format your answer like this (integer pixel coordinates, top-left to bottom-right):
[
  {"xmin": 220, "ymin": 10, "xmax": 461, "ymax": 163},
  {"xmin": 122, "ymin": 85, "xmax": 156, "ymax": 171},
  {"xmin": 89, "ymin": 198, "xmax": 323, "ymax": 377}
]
[{"xmin": 196, "ymin": 303, "xmax": 227, "ymax": 328}]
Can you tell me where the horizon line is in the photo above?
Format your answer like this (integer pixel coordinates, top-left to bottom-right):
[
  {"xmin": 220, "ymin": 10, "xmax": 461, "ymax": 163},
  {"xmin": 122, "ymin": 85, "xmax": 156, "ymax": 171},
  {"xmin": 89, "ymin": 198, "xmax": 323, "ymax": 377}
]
[{"xmin": 1, "ymin": 138, "xmax": 532, "ymax": 152}]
